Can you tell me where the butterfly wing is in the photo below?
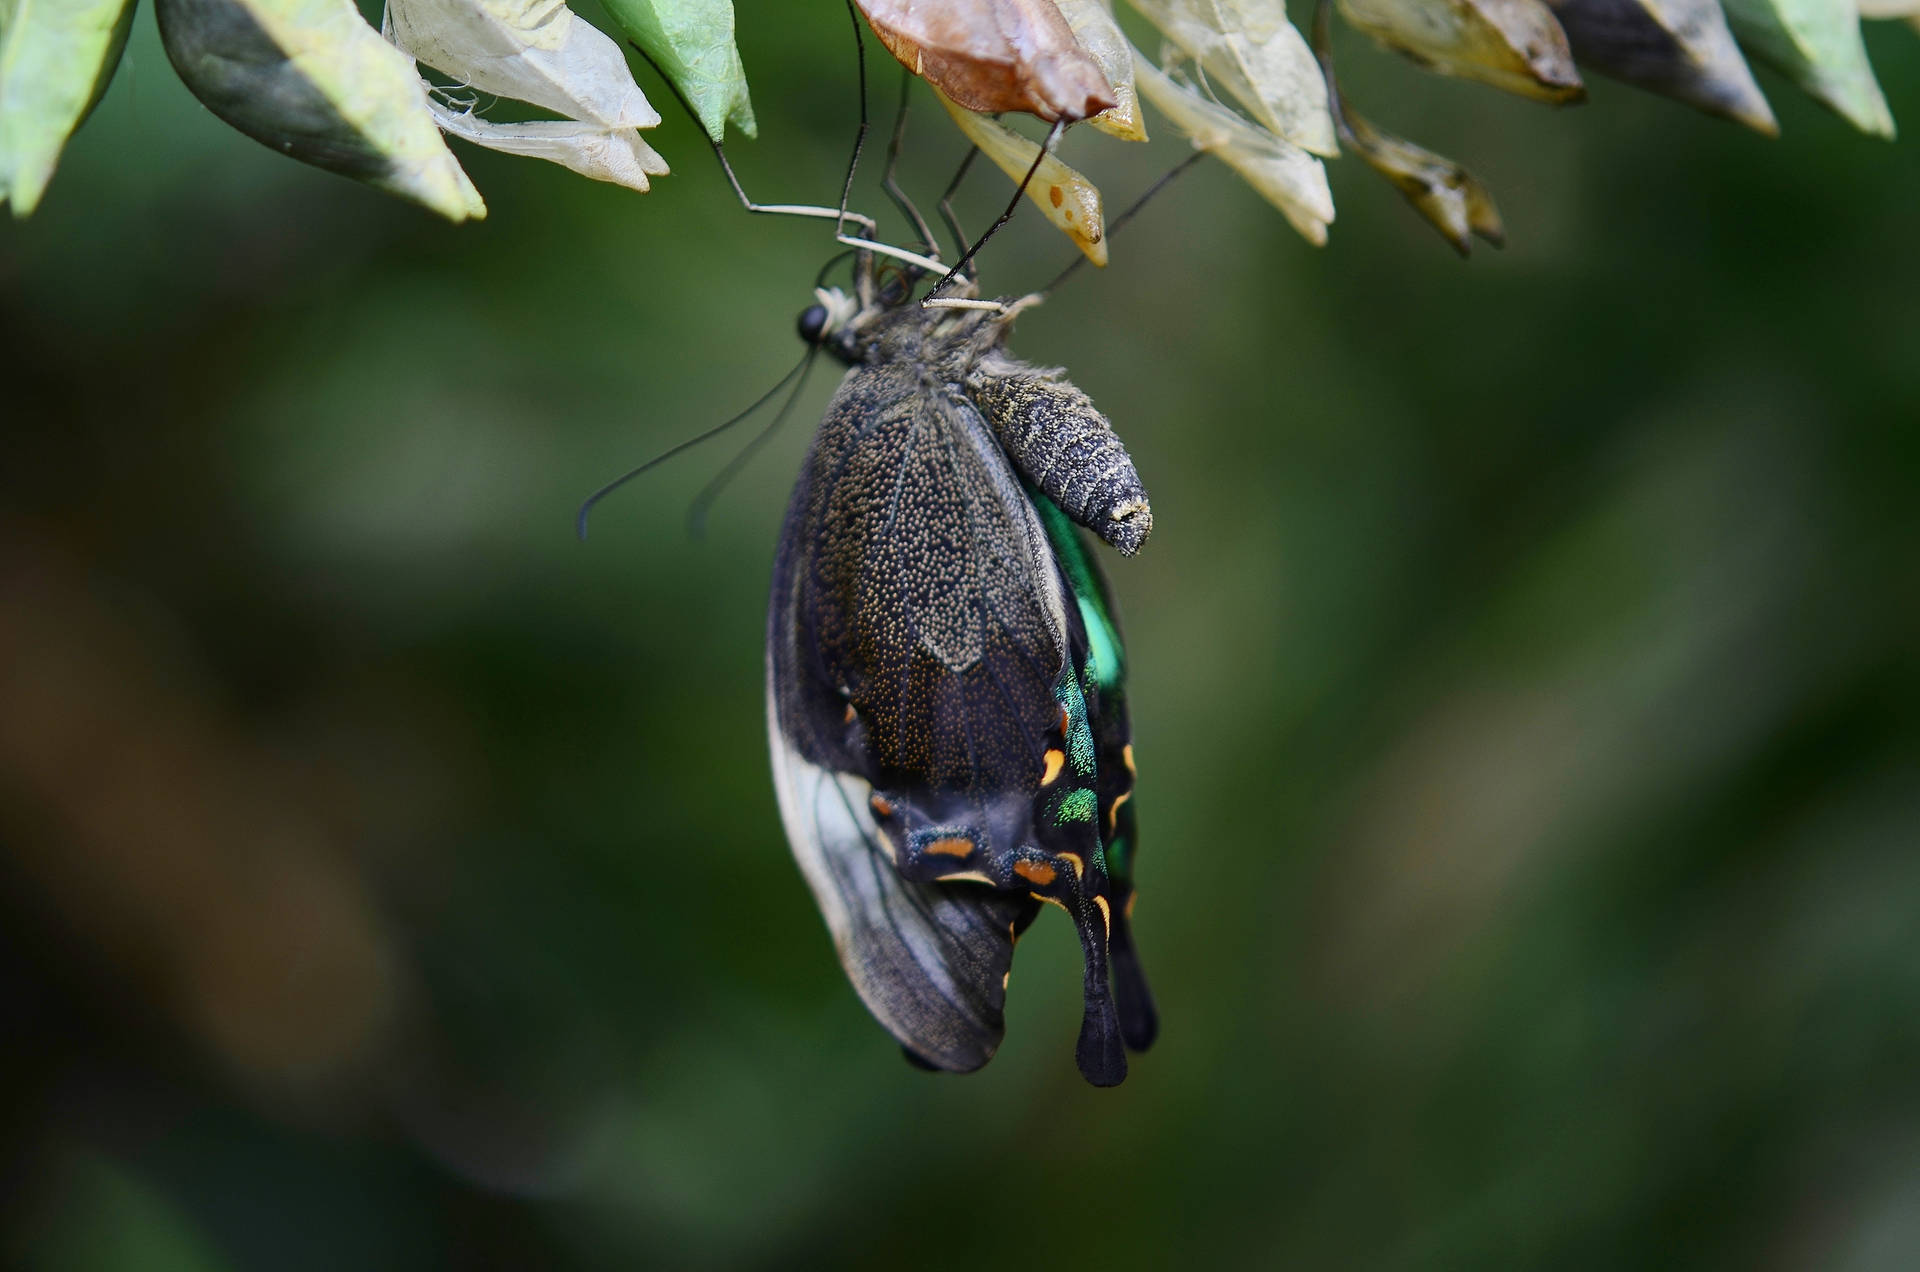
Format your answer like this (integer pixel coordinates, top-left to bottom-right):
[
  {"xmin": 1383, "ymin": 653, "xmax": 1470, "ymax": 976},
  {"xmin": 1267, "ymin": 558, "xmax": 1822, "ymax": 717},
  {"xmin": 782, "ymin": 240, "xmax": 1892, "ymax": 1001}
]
[
  {"xmin": 764, "ymin": 719, "xmax": 1035, "ymax": 1071},
  {"xmin": 1030, "ymin": 491, "xmax": 1158, "ymax": 1052},
  {"xmin": 767, "ymin": 350, "xmax": 1069, "ymax": 1072}
]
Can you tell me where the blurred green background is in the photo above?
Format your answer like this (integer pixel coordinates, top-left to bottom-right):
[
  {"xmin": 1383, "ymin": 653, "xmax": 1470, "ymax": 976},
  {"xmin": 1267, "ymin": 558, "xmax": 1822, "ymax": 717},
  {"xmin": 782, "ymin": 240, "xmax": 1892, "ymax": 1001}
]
[{"xmin": 4, "ymin": 4, "xmax": 1920, "ymax": 1268}]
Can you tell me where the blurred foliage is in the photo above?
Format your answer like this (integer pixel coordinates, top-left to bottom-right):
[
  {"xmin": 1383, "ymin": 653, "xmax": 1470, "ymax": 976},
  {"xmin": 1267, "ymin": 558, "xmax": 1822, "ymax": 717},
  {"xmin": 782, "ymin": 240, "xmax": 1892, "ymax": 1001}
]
[{"xmin": 3, "ymin": 5, "xmax": 1919, "ymax": 1269}]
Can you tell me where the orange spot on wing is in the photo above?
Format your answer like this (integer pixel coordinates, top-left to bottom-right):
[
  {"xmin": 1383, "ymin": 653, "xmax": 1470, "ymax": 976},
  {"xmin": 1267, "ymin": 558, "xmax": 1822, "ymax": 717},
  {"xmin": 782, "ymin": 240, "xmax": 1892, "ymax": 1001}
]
[
  {"xmin": 1125, "ymin": 892, "xmax": 1137, "ymax": 921},
  {"xmin": 1094, "ymin": 894, "xmax": 1111, "ymax": 940},
  {"xmin": 1049, "ymin": 185, "xmax": 1064, "ymax": 207},
  {"xmin": 1032, "ymin": 892, "xmax": 1071, "ymax": 914},
  {"xmin": 870, "ymin": 794, "xmax": 893, "ymax": 818},
  {"xmin": 924, "ymin": 836, "xmax": 974, "ymax": 858},
  {"xmin": 1122, "ymin": 744, "xmax": 1136, "ymax": 775},
  {"xmin": 1014, "ymin": 859, "xmax": 1057, "ymax": 887},
  {"xmin": 1040, "ymin": 749, "xmax": 1066, "ymax": 786},
  {"xmin": 1058, "ymin": 851, "xmax": 1084, "ymax": 880},
  {"xmin": 843, "ymin": 702, "xmax": 857, "ymax": 724},
  {"xmin": 1108, "ymin": 788, "xmax": 1131, "ymax": 832}
]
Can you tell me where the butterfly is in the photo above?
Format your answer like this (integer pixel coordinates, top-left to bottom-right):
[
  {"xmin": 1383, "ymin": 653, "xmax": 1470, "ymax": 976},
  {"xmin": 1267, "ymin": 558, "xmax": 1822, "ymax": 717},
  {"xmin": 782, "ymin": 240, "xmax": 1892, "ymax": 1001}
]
[{"xmin": 766, "ymin": 261, "xmax": 1157, "ymax": 1086}]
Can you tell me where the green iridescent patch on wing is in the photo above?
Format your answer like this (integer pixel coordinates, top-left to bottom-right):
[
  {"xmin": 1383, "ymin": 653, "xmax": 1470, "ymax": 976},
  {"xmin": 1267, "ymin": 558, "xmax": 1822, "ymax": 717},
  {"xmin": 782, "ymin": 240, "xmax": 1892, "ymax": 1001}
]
[
  {"xmin": 1054, "ymin": 786, "xmax": 1098, "ymax": 824},
  {"xmin": 1058, "ymin": 670, "xmax": 1097, "ymax": 776},
  {"xmin": 1030, "ymin": 488, "xmax": 1126, "ymax": 692}
]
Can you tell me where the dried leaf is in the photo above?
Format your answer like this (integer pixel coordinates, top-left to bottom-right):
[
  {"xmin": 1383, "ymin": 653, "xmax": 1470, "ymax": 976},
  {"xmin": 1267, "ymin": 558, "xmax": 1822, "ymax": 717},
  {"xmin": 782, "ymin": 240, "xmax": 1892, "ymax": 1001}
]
[
  {"xmin": 599, "ymin": 0, "xmax": 753, "ymax": 141},
  {"xmin": 1054, "ymin": 0, "xmax": 1147, "ymax": 139},
  {"xmin": 855, "ymin": 0, "xmax": 1116, "ymax": 121},
  {"xmin": 1545, "ymin": 0, "xmax": 1777, "ymax": 132},
  {"xmin": 386, "ymin": 0, "xmax": 659, "ymax": 130},
  {"xmin": 1132, "ymin": 52, "xmax": 1333, "ymax": 245},
  {"xmin": 1128, "ymin": 0, "xmax": 1337, "ymax": 155},
  {"xmin": 1722, "ymin": 0, "xmax": 1894, "ymax": 134},
  {"xmin": 0, "ymin": 0, "xmax": 135, "ymax": 215},
  {"xmin": 934, "ymin": 87, "xmax": 1108, "ymax": 264},
  {"xmin": 156, "ymin": 0, "xmax": 485, "ymax": 221},
  {"xmin": 427, "ymin": 100, "xmax": 667, "ymax": 190},
  {"xmin": 1337, "ymin": 0, "xmax": 1587, "ymax": 103},
  {"xmin": 1317, "ymin": 53, "xmax": 1500, "ymax": 251}
]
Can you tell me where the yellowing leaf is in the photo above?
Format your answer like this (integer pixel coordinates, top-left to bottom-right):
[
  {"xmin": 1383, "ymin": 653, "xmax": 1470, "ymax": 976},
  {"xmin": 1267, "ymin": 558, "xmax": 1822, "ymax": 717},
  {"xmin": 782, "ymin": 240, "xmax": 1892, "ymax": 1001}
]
[
  {"xmin": 1128, "ymin": 0, "xmax": 1337, "ymax": 155},
  {"xmin": 0, "ymin": 0, "xmax": 135, "ymax": 215},
  {"xmin": 1722, "ymin": 0, "xmax": 1894, "ymax": 135},
  {"xmin": 1546, "ymin": 0, "xmax": 1777, "ymax": 133},
  {"xmin": 934, "ymin": 87, "xmax": 1108, "ymax": 265},
  {"xmin": 598, "ymin": 0, "xmax": 754, "ymax": 142},
  {"xmin": 157, "ymin": 0, "xmax": 485, "ymax": 220},
  {"xmin": 1054, "ymin": 0, "xmax": 1147, "ymax": 140},
  {"xmin": 1132, "ymin": 52, "xmax": 1333, "ymax": 245},
  {"xmin": 1337, "ymin": 0, "xmax": 1586, "ymax": 103}
]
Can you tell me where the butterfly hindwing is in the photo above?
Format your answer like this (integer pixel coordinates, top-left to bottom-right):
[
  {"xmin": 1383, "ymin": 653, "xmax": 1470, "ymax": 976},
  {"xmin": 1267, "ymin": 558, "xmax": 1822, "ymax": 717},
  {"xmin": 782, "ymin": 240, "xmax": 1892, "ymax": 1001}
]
[
  {"xmin": 1031, "ymin": 490, "xmax": 1157, "ymax": 1051},
  {"xmin": 764, "ymin": 716, "xmax": 1036, "ymax": 1072}
]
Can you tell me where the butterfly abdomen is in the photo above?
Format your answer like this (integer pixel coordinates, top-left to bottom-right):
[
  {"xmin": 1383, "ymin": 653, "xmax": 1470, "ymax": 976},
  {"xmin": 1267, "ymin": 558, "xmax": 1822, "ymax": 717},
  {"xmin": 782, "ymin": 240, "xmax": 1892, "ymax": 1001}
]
[{"xmin": 968, "ymin": 350, "xmax": 1152, "ymax": 557}]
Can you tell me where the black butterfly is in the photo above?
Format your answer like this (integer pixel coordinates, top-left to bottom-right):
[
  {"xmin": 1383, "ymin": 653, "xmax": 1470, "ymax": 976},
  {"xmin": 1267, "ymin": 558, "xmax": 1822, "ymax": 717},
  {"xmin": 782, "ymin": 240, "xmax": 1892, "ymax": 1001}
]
[{"xmin": 766, "ymin": 262, "xmax": 1157, "ymax": 1086}]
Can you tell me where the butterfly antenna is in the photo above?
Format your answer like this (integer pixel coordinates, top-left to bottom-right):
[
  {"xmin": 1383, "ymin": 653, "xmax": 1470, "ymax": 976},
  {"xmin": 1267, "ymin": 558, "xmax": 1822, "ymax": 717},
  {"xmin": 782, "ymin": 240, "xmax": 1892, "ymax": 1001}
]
[
  {"xmin": 686, "ymin": 348, "xmax": 821, "ymax": 538},
  {"xmin": 576, "ymin": 351, "xmax": 815, "ymax": 540},
  {"xmin": 1038, "ymin": 150, "xmax": 1206, "ymax": 297},
  {"xmin": 925, "ymin": 119, "xmax": 1064, "ymax": 302},
  {"xmin": 937, "ymin": 145, "xmax": 981, "ymax": 263},
  {"xmin": 883, "ymin": 65, "xmax": 942, "ymax": 257}
]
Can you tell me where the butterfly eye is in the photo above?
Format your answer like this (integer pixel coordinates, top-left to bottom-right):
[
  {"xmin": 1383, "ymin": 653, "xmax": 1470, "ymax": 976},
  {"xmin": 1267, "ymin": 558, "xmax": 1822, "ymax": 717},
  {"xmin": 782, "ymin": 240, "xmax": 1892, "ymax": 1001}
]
[{"xmin": 797, "ymin": 303, "xmax": 831, "ymax": 345}]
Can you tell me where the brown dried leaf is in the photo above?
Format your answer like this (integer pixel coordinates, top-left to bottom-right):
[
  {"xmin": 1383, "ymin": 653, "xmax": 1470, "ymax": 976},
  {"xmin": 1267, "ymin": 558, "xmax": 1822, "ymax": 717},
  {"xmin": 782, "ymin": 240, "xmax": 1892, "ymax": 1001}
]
[{"xmin": 856, "ymin": 0, "xmax": 1117, "ymax": 120}]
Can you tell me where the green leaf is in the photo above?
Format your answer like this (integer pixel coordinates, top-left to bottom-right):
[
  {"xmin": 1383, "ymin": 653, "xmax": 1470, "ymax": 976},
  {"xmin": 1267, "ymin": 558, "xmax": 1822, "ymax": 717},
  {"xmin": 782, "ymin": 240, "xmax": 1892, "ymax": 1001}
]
[
  {"xmin": 1721, "ymin": 0, "xmax": 1894, "ymax": 136},
  {"xmin": 0, "ymin": 0, "xmax": 136, "ymax": 215},
  {"xmin": 155, "ymin": 0, "xmax": 486, "ymax": 220},
  {"xmin": 598, "ymin": 0, "xmax": 754, "ymax": 142}
]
